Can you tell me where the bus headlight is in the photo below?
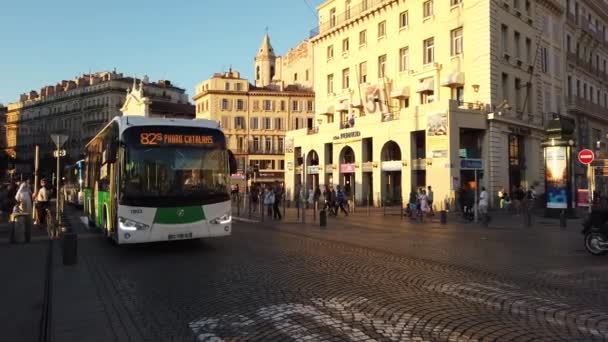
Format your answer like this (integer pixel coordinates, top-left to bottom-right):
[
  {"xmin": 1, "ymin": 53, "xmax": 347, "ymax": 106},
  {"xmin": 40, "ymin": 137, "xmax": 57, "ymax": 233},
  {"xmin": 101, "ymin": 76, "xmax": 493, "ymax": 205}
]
[
  {"xmin": 118, "ymin": 217, "xmax": 150, "ymax": 231},
  {"xmin": 210, "ymin": 213, "xmax": 231, "ymax": 225}
]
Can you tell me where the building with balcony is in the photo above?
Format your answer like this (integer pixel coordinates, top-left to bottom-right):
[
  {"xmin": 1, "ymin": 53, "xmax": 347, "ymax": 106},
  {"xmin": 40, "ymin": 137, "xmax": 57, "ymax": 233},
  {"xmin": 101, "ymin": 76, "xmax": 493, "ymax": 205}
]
[
  {"xmin": 4, "ymin": 71, "xmax": 192, "ymax": 176},
  {"xmin": 286, "ymin": 0, "xmax": 554, "ymax": 207},
  {"xmin": 192, "ymin": 34, "xmax": 315, "ymax": 187},
  {"xmin": 564, "ymin": 0, "xmax": 608, "ymax": 191}
]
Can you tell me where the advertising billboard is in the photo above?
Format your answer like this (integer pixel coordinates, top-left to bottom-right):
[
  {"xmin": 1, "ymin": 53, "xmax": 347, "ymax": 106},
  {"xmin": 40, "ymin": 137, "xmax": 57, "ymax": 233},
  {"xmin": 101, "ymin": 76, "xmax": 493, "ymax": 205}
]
[{"xmin": 545, "ymin": 146, "xmax": 569, "ymax": 209}]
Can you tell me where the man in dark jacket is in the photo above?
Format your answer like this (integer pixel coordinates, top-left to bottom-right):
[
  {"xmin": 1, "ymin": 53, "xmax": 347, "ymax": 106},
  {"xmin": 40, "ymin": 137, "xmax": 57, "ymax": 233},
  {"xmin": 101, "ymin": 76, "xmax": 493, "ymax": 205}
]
[{"xmin": 335, "ymin": 186, "xmax": 349, "ymax": 216}]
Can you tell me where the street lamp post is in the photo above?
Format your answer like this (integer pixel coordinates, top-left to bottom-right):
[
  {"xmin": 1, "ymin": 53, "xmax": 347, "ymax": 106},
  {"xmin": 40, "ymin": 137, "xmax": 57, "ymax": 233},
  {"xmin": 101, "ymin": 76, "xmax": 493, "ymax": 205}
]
[{"xmin": 51, "ymin": 134, "xmax": 68, "ymax": 223}]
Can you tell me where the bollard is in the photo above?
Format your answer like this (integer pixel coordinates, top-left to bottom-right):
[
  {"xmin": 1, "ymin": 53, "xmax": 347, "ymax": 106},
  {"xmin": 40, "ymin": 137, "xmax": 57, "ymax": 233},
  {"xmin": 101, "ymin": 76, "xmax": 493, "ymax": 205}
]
[
  {"xmin": 320, "ymin": 209, "xmax": 327, "ymax": 227},
  {"xmin": 440, "ymin": 210, "xmax": 447, "ymax": 224},
  {"xmin": 560, "ymin": 210, "xmax": 567, "ymax": 228},
  {"xmin": 62, "ymin": 231, "xmax": 77, "ymax": 266}
]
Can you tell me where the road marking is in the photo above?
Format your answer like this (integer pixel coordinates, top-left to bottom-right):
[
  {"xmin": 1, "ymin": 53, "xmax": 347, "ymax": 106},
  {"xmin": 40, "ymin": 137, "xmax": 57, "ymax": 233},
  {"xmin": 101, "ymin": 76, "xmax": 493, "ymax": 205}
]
[
  {"xmin": 232, "ymin": 216, "xmax": 260, "ymax": 223},
  {"xmin": 425, "ymin": 282, "xmax": 608, "ymax": 339}
]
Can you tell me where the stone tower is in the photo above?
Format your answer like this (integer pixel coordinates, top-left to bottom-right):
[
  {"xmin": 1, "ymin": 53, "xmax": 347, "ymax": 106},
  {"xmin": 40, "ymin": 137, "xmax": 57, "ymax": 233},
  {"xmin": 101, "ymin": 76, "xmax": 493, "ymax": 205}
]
[{"xmin": 254, "ymin": 33, "xmax": 276, "ymax": 87}]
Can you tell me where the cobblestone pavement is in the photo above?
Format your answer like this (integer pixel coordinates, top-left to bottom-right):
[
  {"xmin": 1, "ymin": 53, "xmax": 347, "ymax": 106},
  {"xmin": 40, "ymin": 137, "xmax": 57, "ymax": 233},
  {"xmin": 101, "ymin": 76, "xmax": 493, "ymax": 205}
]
[{"xmin": 48, "ymin": 207, "xmax": 608, "ymax": 341}]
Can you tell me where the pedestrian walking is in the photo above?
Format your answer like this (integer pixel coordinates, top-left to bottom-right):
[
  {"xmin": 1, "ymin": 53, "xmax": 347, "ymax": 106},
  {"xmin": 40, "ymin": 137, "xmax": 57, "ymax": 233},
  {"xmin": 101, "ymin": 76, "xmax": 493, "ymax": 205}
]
[
  {"xmin": 263, "ymin": 186, "xmax": 274, "ymax": 217},
  {"xmin": 34, "ymin": 178, "xmax": 50, "ymax": 228},
  {"xmin": 250, "ymin": 184, "xmax": 259, "ymax": 212},
  {"xmin": 513, "ymin": 186, "xmax": 525, "ymax": 215},
  {"xmin": 427, "ymin": 186, "xmax": 434, "ymax": 216},
  {"xmin": 479, "ymin": 186, "xmax": 489, "ymax": 224},
  {"xmin": 407, "ymin": 190, "xmax": 418, "ymax": 217},
  {"xmin": 313, "ymin": 186, "xmax": 321, "ymax": 210},
  {"xmin": 418, "ymin": 189, "xmax": 429, "ymax": 216},
  {"xmin": 273, "ymin": 181, "xmax": 282, "ymax": 220},
  {"xmin": 307, "ymin": 187, "xmax": 314, "ymax": 209},
  {"xmin": 335, "ymin": 186, "xmax": 349, "ymax": 216}
]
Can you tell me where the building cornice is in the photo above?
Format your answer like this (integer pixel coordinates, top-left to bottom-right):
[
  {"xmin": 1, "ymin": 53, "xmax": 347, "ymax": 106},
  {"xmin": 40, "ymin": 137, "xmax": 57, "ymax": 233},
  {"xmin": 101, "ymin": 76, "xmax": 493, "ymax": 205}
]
[
  {"xmin": 311, "ymin": 0, "xmax": 400, "ymax": 43},
  {"xmin": 536, "ymin": 0, "xmax": 564, "ymax": 15},
  {"xmin": 193, "ymin": 89, "xmax": 314, "ymax": 101}
]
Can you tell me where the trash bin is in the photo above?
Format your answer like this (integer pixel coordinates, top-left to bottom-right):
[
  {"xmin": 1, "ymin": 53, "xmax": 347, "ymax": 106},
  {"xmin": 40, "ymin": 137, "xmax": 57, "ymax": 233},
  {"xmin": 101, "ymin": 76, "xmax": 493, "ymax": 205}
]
[
  {"xmin": 62, "ymin": 232, "xmax": 77, "ymax": 266},
  {"xmin": 320, "ymin": 209, "xmax": 327, "ymax": 227},
  {"xmin": 440, "ymin": 210, "xmax": 447, "ymax": 224}
]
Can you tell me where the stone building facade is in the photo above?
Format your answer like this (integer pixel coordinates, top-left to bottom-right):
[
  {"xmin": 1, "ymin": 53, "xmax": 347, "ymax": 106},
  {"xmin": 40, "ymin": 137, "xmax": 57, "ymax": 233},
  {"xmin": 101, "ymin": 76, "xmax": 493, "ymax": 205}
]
[
  {"xmin": 285, "ymin": 0, "xmax": 570, "ymax": 208},
  {"xmin": 194, "ymin": 35, "xmax": 315, "ymax": 187},
  {"xmin": 4, "ymin": 71, "xmax": 192, "ymax": 176}
]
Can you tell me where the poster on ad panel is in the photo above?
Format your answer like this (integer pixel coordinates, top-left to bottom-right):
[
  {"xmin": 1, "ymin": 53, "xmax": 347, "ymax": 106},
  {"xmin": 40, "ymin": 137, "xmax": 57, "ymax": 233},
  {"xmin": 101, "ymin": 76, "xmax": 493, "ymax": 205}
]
[{"xmin": 545, "ymin": 146, "xmax": 569, "ymax": 209}]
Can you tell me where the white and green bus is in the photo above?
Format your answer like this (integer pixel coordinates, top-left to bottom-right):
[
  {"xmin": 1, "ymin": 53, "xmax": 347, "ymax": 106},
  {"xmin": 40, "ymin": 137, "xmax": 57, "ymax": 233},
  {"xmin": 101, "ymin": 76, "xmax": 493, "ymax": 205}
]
[{"xmin": 83, "ymin": 116, "xmax": 236, "ymax": 244}]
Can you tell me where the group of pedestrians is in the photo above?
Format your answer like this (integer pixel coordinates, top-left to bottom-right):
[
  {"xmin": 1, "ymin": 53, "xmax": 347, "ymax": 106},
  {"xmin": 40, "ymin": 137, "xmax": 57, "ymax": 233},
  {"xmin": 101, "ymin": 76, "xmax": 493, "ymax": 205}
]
[
  {"xmin": 321, "ymin": 185, "xmax": 350, "ymax": 217},
  {"xmin": 1, "ymin": 178, "xmax": 51, "ymax": 242},
  {"xmin": 405, "ymin": 186, "xmax": 434, "ymax": 219},
  {"xmin": 497, "ymin": 185, "xmax": 536, "ymax": 214},
  {"xmin": 247, "ymin": 182, "xmax": 283, "ymax": 220}
]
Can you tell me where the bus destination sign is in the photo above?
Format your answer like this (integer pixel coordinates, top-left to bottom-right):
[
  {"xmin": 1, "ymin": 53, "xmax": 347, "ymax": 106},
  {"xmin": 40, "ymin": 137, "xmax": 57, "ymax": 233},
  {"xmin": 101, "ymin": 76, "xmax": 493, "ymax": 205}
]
[{"xmin": 140, "ymin": 133, "xmax": 215, "ymax": 145}]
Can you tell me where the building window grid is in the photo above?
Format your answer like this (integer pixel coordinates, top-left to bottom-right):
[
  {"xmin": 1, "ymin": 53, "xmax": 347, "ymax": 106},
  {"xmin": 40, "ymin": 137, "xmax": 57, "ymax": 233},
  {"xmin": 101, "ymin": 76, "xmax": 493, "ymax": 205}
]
[
  {"xmin": 342, "ymin": 68, "xmax": 350, "ymax": 89},
  {"xmin": 399, "ymin": 47, "xmax": 409, "ymax": 72},
  {"xmin": 423, "ymin": 37, "xmax": 435, "ymax": 64},
  {"xmin": 342, "ymin": 38, "xmax": 350, "ymax": 54},
  {"xmin": 399, "ymin": 11, "xmax": 409, "ymax": 28},
  {"xmin": 451, "ymin": 27, "xmax": 463, "ymax": 56},
  {"xmin": 359, "ymin": 61, "xmax": 368, "ymax": 83},
  {"xmin": 327, "ymin": 74, "xmax": 334, "ymax": 94},
  {"xmin": 378, "ymin": 55, "xmax": 387, "ymax": 78},
  {"xmin": 423, "ymin": 0, "xmax": 433, "ymax": 18},
  {"xmin": 327, "ymin": 45, "xmax": 334, "ymax": 60},
  {"xmin": 378, "ymin": 21, "xmax": 386, "ymax": 38},
  {"xmin": 359, "ymin": 30, "xmax": 367, "ymax": 46}
]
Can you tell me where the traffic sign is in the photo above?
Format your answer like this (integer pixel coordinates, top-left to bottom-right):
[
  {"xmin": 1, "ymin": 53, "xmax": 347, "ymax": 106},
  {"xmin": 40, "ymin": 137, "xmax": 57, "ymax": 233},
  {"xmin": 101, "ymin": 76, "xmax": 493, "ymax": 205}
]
[
  {"xmin": 578, "ymin": 149, "xmax": 595, "ymax": 164},
  {"xmin": 53, "ymin": 149, "xmax": 67, "ymax": 158},
  {"xmin": 50, "ymin": 134, "xmax": 68, "ymax": 148}
]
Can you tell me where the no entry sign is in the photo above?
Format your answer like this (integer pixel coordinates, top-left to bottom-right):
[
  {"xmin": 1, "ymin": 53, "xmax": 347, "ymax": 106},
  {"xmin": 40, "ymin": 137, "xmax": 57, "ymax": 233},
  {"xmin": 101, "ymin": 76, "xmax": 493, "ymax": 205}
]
[{"xmin": 578, "ymin": 149, "xmax": 595, "ymax": 165}]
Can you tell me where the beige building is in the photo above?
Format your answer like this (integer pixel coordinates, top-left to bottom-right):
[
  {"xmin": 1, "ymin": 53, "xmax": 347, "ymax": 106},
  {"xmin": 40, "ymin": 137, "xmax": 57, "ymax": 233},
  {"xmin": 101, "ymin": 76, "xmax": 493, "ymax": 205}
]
[
  {"xmin": 5, "ymin": 71, "xmax": 192, "ymax": 176},
  {"xmin": 564, "ymin": 0, "xmax": 608, "ymax": 193},
  {"xmin": 285, "ymin": 0, "xmax": 560, "ymax": 207},
  {"xmin": 193, "ymin": 35, "xmax": 315, "ymax": 187}
]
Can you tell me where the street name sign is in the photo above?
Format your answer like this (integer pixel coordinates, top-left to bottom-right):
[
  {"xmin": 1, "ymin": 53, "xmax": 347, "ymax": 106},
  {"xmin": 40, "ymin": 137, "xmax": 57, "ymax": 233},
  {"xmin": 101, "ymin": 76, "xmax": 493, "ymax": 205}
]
[{"xmin": 53, "ymin": 149, "xmax": 67, "ymax": 157}]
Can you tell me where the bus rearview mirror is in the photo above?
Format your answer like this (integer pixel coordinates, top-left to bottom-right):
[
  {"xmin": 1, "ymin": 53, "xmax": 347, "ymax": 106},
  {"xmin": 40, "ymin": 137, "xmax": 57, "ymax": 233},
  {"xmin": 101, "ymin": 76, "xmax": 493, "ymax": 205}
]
[{"xmin": 228, "ymin": 150, "xmax": 237, "ymax": 175}]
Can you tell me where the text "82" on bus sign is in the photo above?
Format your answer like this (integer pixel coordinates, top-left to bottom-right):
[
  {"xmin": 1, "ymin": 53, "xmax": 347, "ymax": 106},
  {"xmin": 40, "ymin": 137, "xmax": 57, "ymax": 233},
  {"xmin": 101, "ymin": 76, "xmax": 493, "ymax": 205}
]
[{"xmin": 53, "ymin": 149, "xmax": 67, "ymax": 158}]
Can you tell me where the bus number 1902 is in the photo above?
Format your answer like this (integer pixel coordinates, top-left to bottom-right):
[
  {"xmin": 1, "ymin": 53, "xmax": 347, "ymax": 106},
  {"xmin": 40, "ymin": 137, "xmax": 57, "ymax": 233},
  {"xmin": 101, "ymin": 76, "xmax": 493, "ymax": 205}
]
[{"xmin": 140, "ymin": 133, "xmax": 163, "ymax": 145}]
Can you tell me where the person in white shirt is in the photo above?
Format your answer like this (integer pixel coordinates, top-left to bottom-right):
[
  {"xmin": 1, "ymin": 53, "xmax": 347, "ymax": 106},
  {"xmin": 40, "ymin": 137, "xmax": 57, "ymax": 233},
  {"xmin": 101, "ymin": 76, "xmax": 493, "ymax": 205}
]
[
  {"xmin": 479, "ymin": 186, "xmax": 489, "ymax": 222},
  {"xmin": 35, "ymin": 178, "xmax": 50, "ymax": 227},
  {"xmin": 14, "ymin": 181, "xmax": 33, "ymax": 242}
]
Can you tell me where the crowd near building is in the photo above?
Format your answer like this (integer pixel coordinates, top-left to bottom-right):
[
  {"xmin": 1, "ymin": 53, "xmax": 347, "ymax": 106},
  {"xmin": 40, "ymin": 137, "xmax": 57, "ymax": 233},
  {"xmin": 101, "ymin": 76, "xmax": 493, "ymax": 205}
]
[{"xmin": 3, "ymin": 0, "xmax": 608, "ymax": 211}]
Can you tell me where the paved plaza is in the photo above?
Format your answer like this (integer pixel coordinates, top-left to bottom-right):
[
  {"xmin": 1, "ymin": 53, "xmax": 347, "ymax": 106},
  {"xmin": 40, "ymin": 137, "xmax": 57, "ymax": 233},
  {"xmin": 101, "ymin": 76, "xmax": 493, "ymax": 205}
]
[{"xmin": 1, "ymin": 207, "xmax": 607, "ymax": 341}]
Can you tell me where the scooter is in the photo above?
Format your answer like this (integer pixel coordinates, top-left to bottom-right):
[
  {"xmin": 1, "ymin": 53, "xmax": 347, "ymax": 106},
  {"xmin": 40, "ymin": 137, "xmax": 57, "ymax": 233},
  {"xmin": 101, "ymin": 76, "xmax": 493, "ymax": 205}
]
[{"xmin": 582, "ymin": 209, "xmax": 608, "ymax": 256}]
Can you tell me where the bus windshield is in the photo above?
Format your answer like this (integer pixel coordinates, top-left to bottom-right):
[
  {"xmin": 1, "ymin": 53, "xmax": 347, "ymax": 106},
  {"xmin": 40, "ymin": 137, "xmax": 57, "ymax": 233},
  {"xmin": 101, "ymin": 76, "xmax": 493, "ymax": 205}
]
[{"xmin": 120, "ymin": 126, "xmax": 230, "ymax": 207}]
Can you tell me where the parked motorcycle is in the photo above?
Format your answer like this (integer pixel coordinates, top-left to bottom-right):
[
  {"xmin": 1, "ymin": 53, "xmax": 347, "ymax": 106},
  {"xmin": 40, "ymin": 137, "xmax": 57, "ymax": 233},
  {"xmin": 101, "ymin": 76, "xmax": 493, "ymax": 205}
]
[{"xmin": 582, "ymin": 209, "xmax": 608, "ymax": 256}]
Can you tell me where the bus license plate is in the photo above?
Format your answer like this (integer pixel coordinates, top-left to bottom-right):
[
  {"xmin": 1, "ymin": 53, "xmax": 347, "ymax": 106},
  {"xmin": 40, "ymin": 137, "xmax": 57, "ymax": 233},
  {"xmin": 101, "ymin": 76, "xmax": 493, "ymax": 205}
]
[{"xmin": 168, "ymin": 232, "xmax": 192, "ymax": 240}]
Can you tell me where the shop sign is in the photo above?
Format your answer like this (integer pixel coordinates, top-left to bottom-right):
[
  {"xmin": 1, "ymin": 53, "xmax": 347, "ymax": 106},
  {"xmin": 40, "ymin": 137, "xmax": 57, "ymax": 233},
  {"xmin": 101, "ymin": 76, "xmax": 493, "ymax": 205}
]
[
  {"xmin": 295, "ymin": 165, "xmax": 303, "ymax": 173},
  {"xmin": 231, "ymin": 173, "xmax": 245, "ymax": 180},
  {"xmin": 340, "ymin": 163, "xmax": 356, "ymax": 173},
  {"xmin": 432, "ymin": 150, "xmax": 448, "ymax": 158},
  {"xmin": 381, "ymin": 160, "xmax": 402, "ymax": 171},
  {"xmin": 333, "ymin": 131, "xmax": 361, "ymax": 140},
  {"xmin": 460, "ymin": 158, "xmax": 483, "ymax": 170},
  {"xmin": 325, "ymin": 164, "xmax": 334, "ymax": 173},
  {"xmin": 362, "ymin": 162, "xmax": 374, "ymax": 172},
  {"xmin": 307, "ymin": 165, "xmax": 320, "ymax": 174},
  {"xmin": 509, "ymin": 126, "xmax": 531, "ymax": 136},
  {"xmin": 577, "ymin": 189, "xmax": 589, "ymax": 207},
  {"xmin": 257, "ymin": 171, "xmax": 284, "ymax": 179}
]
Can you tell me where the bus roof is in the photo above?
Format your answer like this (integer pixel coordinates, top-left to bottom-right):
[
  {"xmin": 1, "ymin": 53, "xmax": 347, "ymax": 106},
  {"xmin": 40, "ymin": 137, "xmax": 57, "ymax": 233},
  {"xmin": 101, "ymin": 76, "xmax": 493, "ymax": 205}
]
[{"xmin": 114, "ymin": 116, "xmax": 220, "ymax": 134}]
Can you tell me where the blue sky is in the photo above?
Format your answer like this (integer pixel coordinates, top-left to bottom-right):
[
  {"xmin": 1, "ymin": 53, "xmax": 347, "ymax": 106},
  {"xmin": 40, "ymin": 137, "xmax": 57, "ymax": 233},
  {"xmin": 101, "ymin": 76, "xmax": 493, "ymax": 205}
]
[{"xmin": 0, "ymin": 0, "xmax": 323, "ymax": 104}]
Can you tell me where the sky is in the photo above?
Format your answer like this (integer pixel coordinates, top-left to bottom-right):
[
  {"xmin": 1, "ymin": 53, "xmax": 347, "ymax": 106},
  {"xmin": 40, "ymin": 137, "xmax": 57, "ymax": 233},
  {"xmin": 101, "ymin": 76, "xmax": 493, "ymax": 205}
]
[{"xmin": 0, "ymin": 0, "xmax": 324, "ymax": 104}]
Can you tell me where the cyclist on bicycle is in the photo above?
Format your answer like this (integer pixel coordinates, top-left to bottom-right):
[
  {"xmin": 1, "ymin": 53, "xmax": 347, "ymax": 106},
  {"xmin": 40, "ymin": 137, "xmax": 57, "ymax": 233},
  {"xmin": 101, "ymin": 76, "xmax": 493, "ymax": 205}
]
[{"xmin": 34, "ymin": 178, "xmax": 50, "ymax": 228}]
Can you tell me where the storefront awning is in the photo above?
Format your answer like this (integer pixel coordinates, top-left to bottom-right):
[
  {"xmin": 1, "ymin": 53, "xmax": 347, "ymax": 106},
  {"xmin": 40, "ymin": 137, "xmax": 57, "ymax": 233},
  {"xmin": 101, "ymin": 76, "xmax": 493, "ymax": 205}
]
[
  {"xmin": 322, "ymin": 105, "xmax": 335, "ymax": 115},
  {"xmin": 441, "ymin": 72, "xmax": 465, "ymax": 87},
  {"xmin": 416, "ymin": 79, "xmax": 434, "ymax": 93},
  {"xmin": 390, "ymin": 87, "xmax": 410, "ymax": 98},
  {"xmin": 337, "ymin": 101, "xmax": 350, "ymax": 112}
]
